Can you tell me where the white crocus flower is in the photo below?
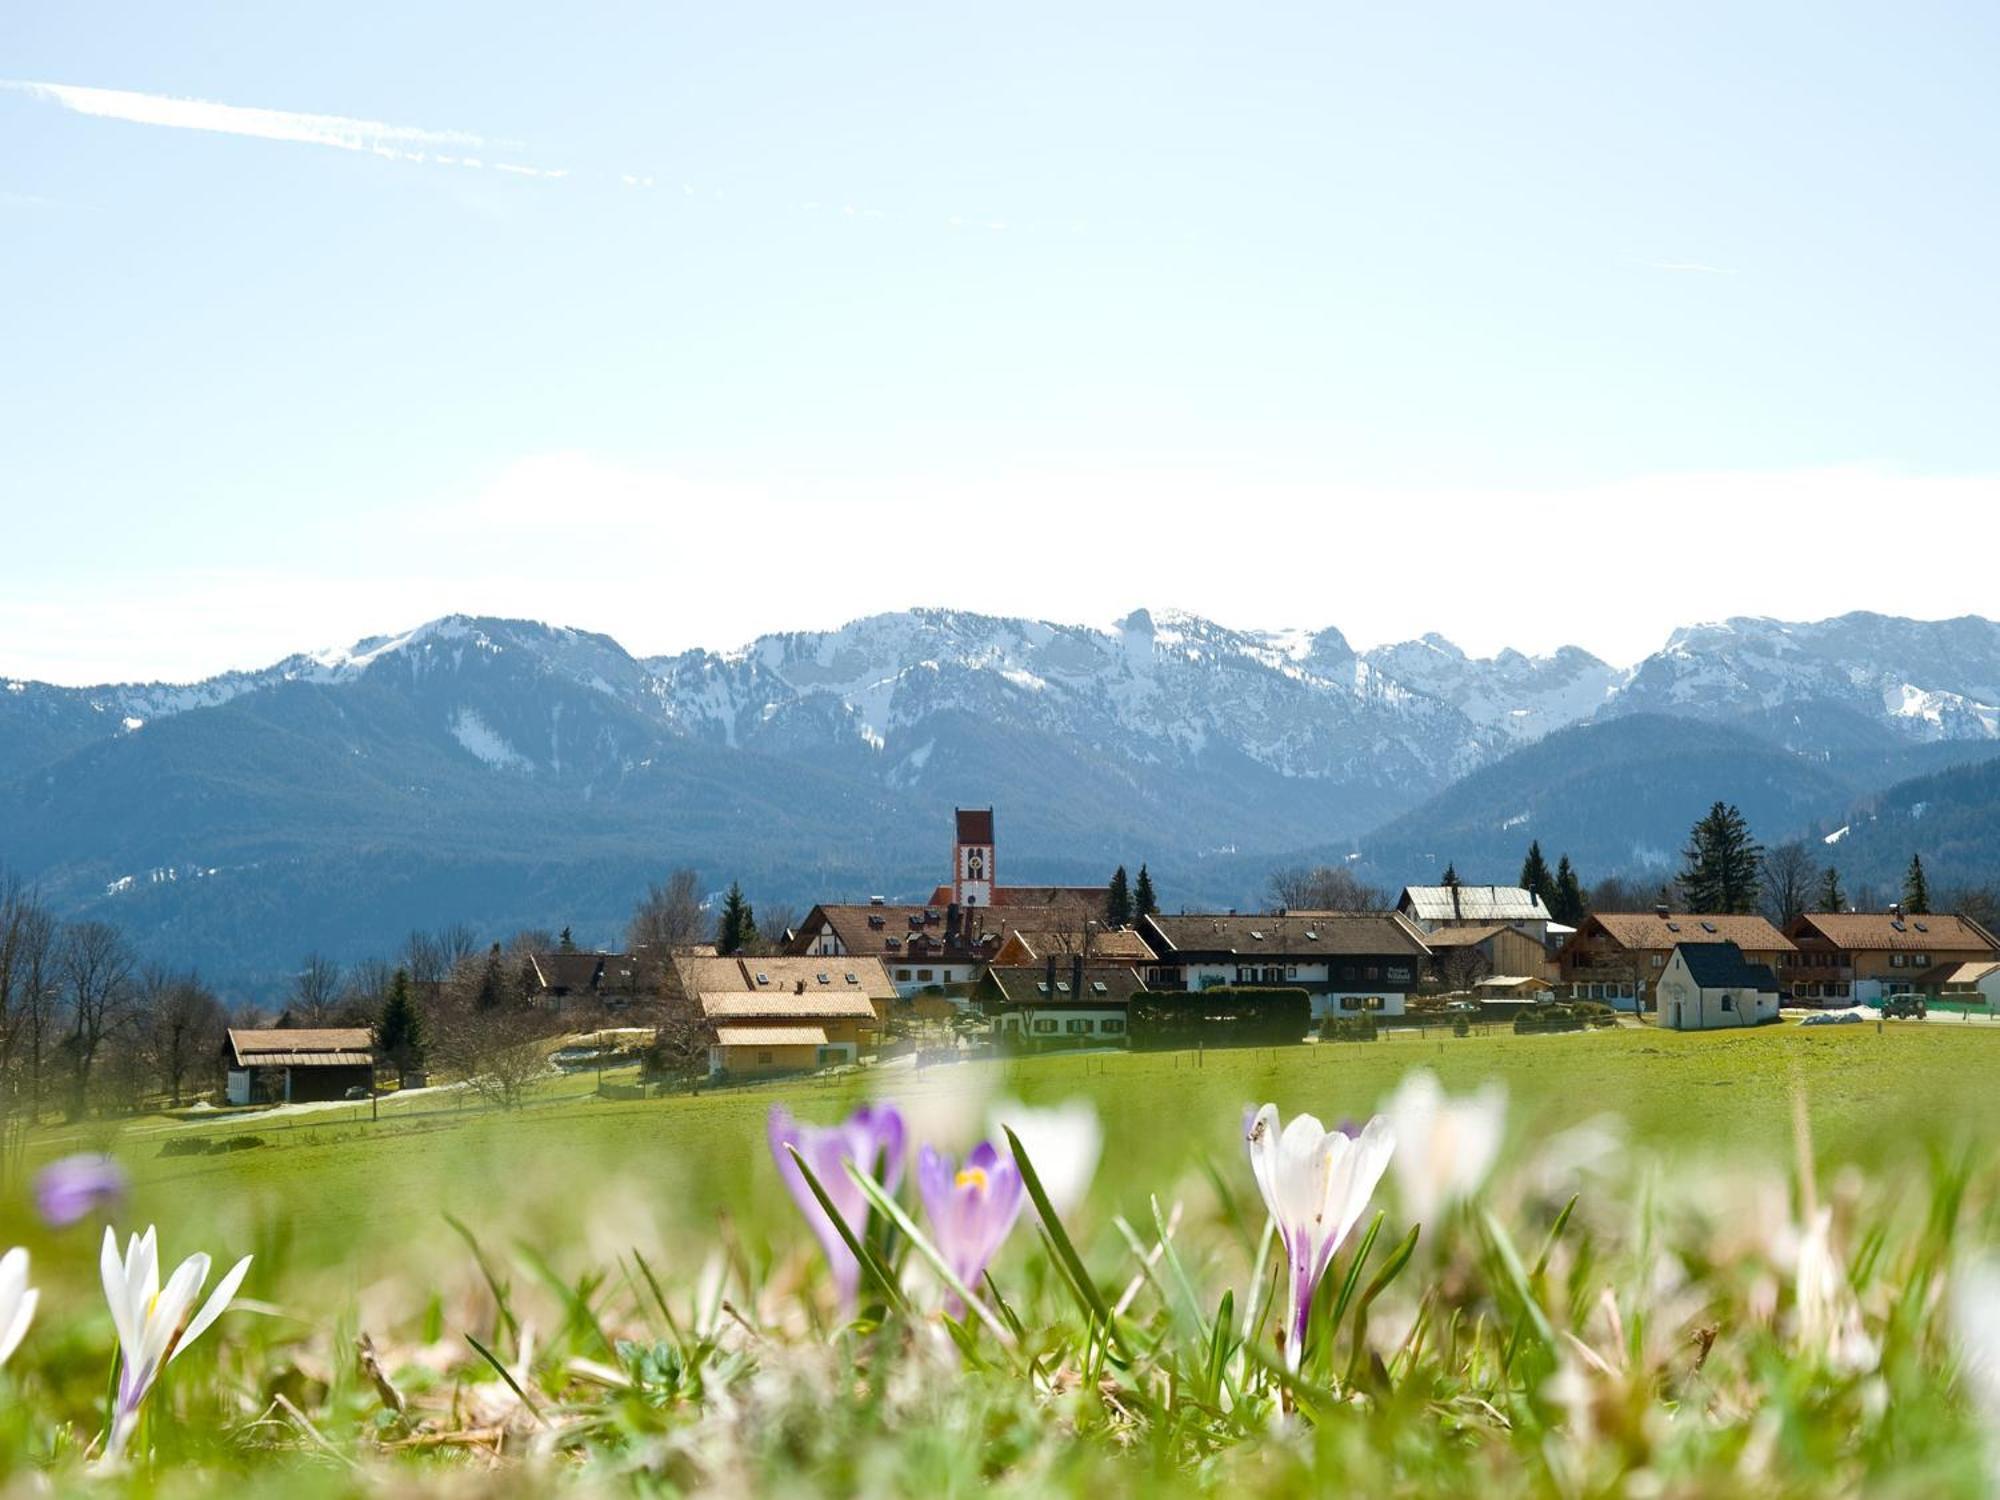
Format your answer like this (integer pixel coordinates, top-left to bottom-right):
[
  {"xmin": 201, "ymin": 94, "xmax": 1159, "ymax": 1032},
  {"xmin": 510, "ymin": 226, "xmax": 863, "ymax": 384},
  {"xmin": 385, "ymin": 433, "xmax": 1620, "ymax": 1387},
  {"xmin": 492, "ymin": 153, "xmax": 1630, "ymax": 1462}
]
[
  {"xmin": 989, "ymin": 1097, "xmax": 1103, "ymax": 1216},
  {"xmin": 100, "ymin": 1226, "xmax": 253, "ymax": 1459},
  {"xmin": 1383, "ymin": 1070, "xmax": 1507, "ymax": 1227},
  {"xmin": 1954, "ymin": 1255, "xmax": 2000, "ymax": 1464},
  {"xmin": 0, "ymin": 1248, "xmax": 39, "ymax": 1367},
  {"xmin": 1794, "ymin": 1206, "xmax": 1877, "ymax": 1374},
  {"xmin": 1244, "ymin": 1105, "xmax": 1395, "ymax": 1371}
]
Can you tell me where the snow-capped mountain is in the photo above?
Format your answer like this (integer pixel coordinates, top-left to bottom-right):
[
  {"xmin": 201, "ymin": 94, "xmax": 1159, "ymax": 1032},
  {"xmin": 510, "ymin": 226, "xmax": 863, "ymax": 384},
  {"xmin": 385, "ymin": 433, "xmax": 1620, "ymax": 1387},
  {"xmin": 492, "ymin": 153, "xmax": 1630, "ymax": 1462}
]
[
  {"xmin": 5, "ymin": 606, "xmax": 1999, "ymax": 986},
  {"xmin": 1612, "ymin": 613, "xmax": 2000, "ymax": 744}
]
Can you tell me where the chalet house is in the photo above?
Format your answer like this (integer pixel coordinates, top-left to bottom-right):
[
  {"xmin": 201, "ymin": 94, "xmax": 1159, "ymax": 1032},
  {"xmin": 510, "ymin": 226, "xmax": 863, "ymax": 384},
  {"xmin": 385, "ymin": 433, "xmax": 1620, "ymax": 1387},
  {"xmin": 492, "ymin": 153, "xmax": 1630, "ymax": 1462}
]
[
  {"xmin": 789, "ymin": 902, "xmax": 1002, "ymax": 997},
  {"xmin": 672, "ymin": 954, "xmax": 896, "ymax": 1078},
  {"xmin": 1780, "ymin": 910, "xmax": 2000, "ymax": 1004},
  {"xmin": 225, "ymin": 1028, "xmax": 375, "ymax": 1106},
  {"xmin": 1398, "ymin": 884, "xmax": 1554, "ymax": 942},
  {"xmin": 1422, "ymin": 923, "xmax": 1558, "ymax": 988},
  {"xmin": 978, "ymin": 955, "xmax": 1146, "ymax": 1049},
  {"xmin": 1138, "ymin": 912, "xmax": 1431, "ymax": 1018},
  {"xmin": 1558, "ymin": 910, "xmax": 1793, "ymax": 1011},
  {"xmin": 1656, "ymin": 942, "xmax": 1781, "ymax": 1031}
]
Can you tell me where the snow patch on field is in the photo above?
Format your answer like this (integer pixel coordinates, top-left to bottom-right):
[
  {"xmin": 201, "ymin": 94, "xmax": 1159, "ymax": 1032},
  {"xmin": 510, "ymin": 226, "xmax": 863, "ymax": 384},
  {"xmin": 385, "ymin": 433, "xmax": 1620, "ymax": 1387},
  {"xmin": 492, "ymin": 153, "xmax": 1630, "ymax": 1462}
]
[{"xmin": 450, "ymin": 708, "xmax": 534, "ymax": 771}]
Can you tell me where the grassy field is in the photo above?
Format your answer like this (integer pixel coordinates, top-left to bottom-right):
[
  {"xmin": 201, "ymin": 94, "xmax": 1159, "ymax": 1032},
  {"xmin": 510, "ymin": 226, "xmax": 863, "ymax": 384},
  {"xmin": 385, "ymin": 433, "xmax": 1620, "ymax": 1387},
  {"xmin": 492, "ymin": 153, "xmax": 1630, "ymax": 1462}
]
[{"xmin": 3, "ymin": 1020, "xmax": 1999, "ymax": 1494}]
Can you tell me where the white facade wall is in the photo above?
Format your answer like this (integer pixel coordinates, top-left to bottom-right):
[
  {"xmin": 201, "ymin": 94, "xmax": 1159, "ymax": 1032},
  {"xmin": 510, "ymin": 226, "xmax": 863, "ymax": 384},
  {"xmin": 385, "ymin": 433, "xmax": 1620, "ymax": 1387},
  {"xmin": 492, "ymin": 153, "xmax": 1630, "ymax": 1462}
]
[{"xmin": 1656, "ymin": 953, "xmax": 1780, "ymax": 1030}]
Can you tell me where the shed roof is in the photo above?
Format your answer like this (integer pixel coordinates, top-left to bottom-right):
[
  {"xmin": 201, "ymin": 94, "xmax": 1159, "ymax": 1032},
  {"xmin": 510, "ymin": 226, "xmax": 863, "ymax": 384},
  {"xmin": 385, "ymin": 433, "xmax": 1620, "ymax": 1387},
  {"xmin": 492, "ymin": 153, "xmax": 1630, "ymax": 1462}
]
[
  {"xmin": 228, "ymin": 1028, "xmax": 374, "ymax": 1068},
  {"xmin": 1400, "ymin": 885, "xmax": 1552, "ymax": 924}
]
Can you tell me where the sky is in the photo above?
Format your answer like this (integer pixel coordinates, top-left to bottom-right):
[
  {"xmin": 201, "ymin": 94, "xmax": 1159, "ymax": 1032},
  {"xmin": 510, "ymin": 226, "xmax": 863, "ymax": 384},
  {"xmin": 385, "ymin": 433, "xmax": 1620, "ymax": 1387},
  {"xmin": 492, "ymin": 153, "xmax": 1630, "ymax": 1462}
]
[{"xmin": 4, "ymin": 2, "xmax": 1998, "ymax": 685}]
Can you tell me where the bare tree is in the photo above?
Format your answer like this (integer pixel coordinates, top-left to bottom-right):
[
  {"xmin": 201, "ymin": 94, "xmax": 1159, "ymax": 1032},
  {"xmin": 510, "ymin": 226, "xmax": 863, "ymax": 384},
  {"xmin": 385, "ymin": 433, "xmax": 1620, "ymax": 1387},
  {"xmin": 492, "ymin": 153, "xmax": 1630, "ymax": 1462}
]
[
  {"xmin": 628, "ymin": 869, "xmax": 706, "ymax": 951},
  {"xmin": 642, "ymin": 989, "xmax": 716, "ymax": 1089},
  {"xmin": 1434, "ymin": 943, "xmax": 1492, "ymax": 995},
  {"xmin": 147, "ymin": 971, "xmax": 227, "ymax": 1107},
  {"xmin": 1760, "ymin": 842, "xmax": 1819, "ymax": 928},
  {"xmin": 430, "ymin": 999, "xmax": 555, "ymax": 1110},
  {"xmin": 290, "ymin": 952, "xmax": 344, "ymax": 1026},
  {"xmin": 0, "ymin": 875, "xmax": 58, "ymax": 1143},
  {"xmin": 750, "ymin": 902, "xmax": 798, "ymax": 955},
  {"xmin": 1941, "ymin": 882, "xmax": 2000, "ymax": 930},
  {"xmin": 1588, "ymin": 874, "xmax": 1646, "ymax": 912},
  {"xmin": 1266, "ymin": 865, "xmax": 1386, "ymax": 912},
  {"xmin": 58, "ymin": 921, "xmax": 137, "ymax": 1119},
  {"xmin": 402, "ymin": 930, "xmax": 447, "ymax": 988}
]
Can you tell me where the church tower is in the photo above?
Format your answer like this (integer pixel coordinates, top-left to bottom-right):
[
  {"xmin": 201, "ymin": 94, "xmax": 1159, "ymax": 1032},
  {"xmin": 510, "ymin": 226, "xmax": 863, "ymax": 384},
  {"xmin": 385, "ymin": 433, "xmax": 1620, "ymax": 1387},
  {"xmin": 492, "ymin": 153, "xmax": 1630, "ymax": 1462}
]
[{"xmin": 953, "ymin": 807, "xmax": 995, "ymax": 907}]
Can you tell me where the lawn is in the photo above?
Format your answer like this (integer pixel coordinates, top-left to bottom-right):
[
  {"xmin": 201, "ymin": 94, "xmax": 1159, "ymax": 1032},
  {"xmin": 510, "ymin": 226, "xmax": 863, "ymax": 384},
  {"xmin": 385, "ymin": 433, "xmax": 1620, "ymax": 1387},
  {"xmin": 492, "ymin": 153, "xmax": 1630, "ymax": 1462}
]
[{"xmin": 2, "ymin": 1020, "xmax": 1998, "ymax": 1495}]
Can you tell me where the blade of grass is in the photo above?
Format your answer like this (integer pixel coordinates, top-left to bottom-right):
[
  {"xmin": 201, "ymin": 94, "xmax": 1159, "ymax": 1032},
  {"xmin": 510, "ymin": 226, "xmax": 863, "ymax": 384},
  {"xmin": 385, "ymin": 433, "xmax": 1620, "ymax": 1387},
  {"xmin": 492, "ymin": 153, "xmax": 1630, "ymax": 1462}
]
[
  {"xmin": 465, "ymin": 1332, "xmax": 544, "ymax": 1423},
  {"xmin": 784, "ymin": 1144, "xmax": 910, "ymax": 1320},
  {"xmin": 846, "ymin": 1161, "xmax": 1018, "ymax": 1355},
  {"xmin": 445, "ymin": 1213, "xmax": 520, "ymax": 1346},
  {"xmin": 1004, "ymin": 1125, "xmax": 1132, "ymax": 1360}
]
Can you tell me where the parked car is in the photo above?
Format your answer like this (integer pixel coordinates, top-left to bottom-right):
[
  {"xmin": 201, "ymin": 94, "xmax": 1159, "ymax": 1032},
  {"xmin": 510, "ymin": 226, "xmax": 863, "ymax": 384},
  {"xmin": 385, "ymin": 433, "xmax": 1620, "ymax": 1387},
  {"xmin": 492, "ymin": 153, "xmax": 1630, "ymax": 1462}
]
[
  {"xmin": 343, "ymin": 1084, "xmax": 372, "ymax": 1101},
  {"xmin": 1880, "ymin": 994, "xmax": 1928, "ymax": 1020},
  {"xmin": 1444, "ymin": 999, "xmax": 1480, "ymax": 1014}
]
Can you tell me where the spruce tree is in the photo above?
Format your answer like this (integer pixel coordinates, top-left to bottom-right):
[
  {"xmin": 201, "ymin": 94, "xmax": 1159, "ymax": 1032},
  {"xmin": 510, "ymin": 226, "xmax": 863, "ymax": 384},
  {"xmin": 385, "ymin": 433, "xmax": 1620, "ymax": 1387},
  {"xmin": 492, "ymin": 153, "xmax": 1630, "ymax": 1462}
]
[
  {"xmin": 1551, "ymin": 855, "xmax": 1586, "ymax": 925},
  {"xmin": 375, "ymin": 968, "xmax": 426, "ymax": 1073},
  {"xmin": 1679, "ymin": 802, "xmax": 1763, "ymax": 914},
  {"xmin": 1106, "ymin": 866, "xmax": 1133, "ymax": 927},
  {"xmin": 474, "ymin": 944, "xmax": 506, "ymax": 1011},
  {"xmin": 1818, "ymin": 865, "xmax": 1847, "ymax": 913},
  {"xmin": 716, "ymin": 882, "xmax": 757, "ymax": 956},
  {"xmin": 1441, "ymin": 862, "xmax": 1459, "ymax": 886},
  {"xmin": 558, "ymin": 925, "xmax": 576, "ymax": 953},
  {"xmin": 1903, "ymin": 854, "xmax": 1931, "ymax": 915},
  {"xmin": 1133, "ymin": 864, "xmax": 1159, "ymax": 919},
  {"xmin": 1519, "ymin": 841, "xmax": 1555, "ymax": 908}
]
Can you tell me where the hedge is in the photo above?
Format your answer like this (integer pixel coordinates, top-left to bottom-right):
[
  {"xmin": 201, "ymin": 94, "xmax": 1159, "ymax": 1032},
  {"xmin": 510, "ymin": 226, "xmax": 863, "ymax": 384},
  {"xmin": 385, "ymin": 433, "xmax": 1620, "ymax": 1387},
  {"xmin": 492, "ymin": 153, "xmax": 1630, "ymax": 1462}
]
[{"xmin": 1128, "ymin": 987, "xmax": 1312, "ymax": 1051}]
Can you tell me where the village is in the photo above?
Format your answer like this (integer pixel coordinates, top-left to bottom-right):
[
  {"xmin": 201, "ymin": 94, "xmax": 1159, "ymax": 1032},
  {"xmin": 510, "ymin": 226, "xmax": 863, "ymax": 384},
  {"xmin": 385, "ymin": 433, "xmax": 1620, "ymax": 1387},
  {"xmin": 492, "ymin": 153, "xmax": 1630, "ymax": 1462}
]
[{"xmin": 217, "ymin": 805, "xmax": 2000, "ymax": 1103}]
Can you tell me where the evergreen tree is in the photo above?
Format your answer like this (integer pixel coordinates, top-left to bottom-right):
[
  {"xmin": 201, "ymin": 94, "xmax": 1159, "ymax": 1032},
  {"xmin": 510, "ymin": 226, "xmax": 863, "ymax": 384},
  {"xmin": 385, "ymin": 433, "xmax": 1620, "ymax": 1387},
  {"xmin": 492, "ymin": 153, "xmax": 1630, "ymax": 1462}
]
[
  {"xmin": 1679, "ymin": 802, "xmax": 1763, "ymax": 914},
  {"xmin": 1106, "ymin": 865, "xmax": 1133, "ymax": 928},
  {"xmin": 474, "ymin": 943, "xmax": 506, "ymax": 1011},
  {"xmin": 375, "ymin": 968, "xmax": 426, "ymax": 1073},
  {"xmin": 1551, "ymin": 855, "xmax": 1587, "ymax": 925},
  {"xmin": 558, "ymin": 925, "xmax": 576, "ymax": 953},
  {"xmin": 1818, "ymin": 865, "xmax": 1847, "ymax": 913},
  {"xmin": 1441, "ymin": 862, "xmax": 1459, "ymax": 886},
  {"xmin": 1903, "ymin": 854, "xmax": 1931, "ymax": 915},
  {"xmin": 1133, "ymin": 864, "xmax": 1159, "ymax": 919},
  {"xmin": 716, "ymin": 882, "xmax": 757, "ymax": 956},
  {"xmin": 1519, "ymin": 841, "xmax": 1555, "ymax": 908}
]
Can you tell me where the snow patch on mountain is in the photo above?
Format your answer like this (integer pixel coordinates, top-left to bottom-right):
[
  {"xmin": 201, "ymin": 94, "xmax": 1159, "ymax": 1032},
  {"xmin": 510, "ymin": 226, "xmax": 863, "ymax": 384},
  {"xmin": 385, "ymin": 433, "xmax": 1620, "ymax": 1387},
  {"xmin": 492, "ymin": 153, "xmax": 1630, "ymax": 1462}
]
[{"xmin": 450, "ymin": 708, "xmax": 535, "ymax": 772}]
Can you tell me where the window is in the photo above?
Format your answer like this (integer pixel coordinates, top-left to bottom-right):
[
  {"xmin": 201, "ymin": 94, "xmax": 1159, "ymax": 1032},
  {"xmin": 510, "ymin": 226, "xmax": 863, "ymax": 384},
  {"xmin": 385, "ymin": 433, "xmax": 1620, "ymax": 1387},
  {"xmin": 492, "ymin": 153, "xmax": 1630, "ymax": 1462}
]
[
  {"xmin": 1286, "ymin": 965, "xmax": 1297, "ymax": 979},
  {"xmin": 1032, "ymin": 1018, "xmax": 1057, "ymax": 1034},
  {"xmin": 1101, "ymin": 1017, "xmax": 1126, "ymax": 1034},
  {"xmin": 897, "ymin": 969, "xmax": 912, "ymax": 981},
  {"xmin": 918, "ymin": 969, "xmax": 933, "ymax": 981},
  {"xmin": 1721, "ymin": 993, "xmax": 1735, "ymax": 1012},
  {"xmin": 1913, "ymin": 953, "xmax": 1930, "ymax": 967},
  {"xmin": 1891, "ymin": 954, "xmax": 1905, "ymax": 968},
  {"xmin": 1066, "ymin": 1019, "xmax": 1090, "ymax": 1034},
  {"xmin": 1620, "ymin": 983, "xmax": 1635, "ymax": 999},
  {"xmin": 1650, "ymin": 954, "xmax": 1664, "ymax": 967}
]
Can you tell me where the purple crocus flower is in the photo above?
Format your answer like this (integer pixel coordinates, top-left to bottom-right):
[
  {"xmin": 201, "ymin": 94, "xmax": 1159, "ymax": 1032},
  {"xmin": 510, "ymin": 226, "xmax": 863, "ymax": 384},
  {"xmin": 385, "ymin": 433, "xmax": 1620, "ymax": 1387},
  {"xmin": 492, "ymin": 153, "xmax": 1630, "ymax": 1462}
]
[
  {"xmin": 35, "ymin": 1154, "xmax": 128, "ymax": 1228},
  {"xmin": 916, "ymin": 1140, "xmax": 1025, "ymax": 1315},
  {"xmin": 768, "ymin": 1103, "xmax": 906, "ymax": 1310}
]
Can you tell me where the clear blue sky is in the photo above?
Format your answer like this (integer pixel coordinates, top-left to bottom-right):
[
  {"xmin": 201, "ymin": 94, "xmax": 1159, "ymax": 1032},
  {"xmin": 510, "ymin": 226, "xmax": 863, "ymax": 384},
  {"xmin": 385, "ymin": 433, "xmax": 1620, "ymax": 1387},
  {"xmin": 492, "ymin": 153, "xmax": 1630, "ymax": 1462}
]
[{"xmin": 4, "ymin": 2, "xmax": 1997, "ymax": 683}]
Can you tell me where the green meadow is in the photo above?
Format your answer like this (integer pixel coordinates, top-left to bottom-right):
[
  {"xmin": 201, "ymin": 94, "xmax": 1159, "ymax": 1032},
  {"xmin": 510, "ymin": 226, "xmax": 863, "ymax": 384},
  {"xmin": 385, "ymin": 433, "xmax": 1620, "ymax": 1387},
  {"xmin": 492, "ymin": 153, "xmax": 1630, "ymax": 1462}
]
[{"xmin": 5, "ymin": 1020, "xmax": 2000, "ymax": 1496}]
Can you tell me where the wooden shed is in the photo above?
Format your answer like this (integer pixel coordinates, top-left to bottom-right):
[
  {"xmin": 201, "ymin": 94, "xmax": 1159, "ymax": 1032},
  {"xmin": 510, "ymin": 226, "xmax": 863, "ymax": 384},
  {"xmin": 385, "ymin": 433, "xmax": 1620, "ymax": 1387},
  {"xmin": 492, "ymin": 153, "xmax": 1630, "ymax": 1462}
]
[{"xmin": 225, "ymin": 1028, "xmax": 376, "ymax": 1105}]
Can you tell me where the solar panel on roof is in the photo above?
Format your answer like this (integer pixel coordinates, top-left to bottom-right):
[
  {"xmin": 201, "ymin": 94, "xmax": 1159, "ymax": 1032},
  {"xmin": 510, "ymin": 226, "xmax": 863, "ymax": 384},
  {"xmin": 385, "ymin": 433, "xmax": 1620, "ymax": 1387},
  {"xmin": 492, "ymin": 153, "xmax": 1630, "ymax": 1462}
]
[{"xmin": 1700, "ymin": 921, "xmax": 1717, "ymax": 933}]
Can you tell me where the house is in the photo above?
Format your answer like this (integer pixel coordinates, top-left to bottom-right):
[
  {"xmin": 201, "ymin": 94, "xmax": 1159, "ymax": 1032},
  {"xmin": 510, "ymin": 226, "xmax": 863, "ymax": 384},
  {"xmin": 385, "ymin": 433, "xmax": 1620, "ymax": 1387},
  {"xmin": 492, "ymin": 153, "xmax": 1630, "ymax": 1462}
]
[
  {"xmin": 1655, "ymin": 942, "xmax": 1781, "ymax": 1030},
  {"xmin": 1558, "ymin": 909, "xmax": 1794, "ymax": 1011},
  {"xmin": 920, "ymin": 807, "xmax": 1114, "ymax": 914},
  {"xmin": 1933, "ymin": 960, "xmax": 2000, "ymax": 1008},
  {"xmin": 1470, "ymin": 974, "xmax": 1555, "ymax": 1001},
  {"xmin": 225, "ymin": 1028, "xmax": 375, "ymax": 1105},
  {"xmin": 1138, "ymin": 911, "xmax": 1431, "ymax": 1018},
  {"xmin": 978, "ymin": 955, "xmax": 1146, "ymax": 1049},
  {"xmin": 1398, "ymin": 883, "xmax": 1553, "ymax": 941},
  {"xmin": 787, "ymin": 897, "xmax": 1137, "ymax": 999},
  {"xmin": 1780, "ymin": 909, "xmax": 2000, "ymax": 1004},
  {"xmin": 671, "ymin": 954, "xmax": 896, "ymax": 1077},
  {"xmin": 527, "ymin": 950, "xmax": 666, "ymax": 1010},
  {"xmin": 1422, "ymin": 924, "xmax": 1558, "ymax": 988},
  {"xmin": 989, "ymin": 925, "xmax": 1156, "ymax": 967}
]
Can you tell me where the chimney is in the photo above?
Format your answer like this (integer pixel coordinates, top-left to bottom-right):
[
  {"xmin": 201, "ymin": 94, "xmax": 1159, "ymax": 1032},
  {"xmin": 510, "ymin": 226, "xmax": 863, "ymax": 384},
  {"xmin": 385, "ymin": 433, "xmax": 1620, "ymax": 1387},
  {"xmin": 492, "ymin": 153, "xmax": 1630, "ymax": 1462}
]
[
  {"xmin": 1071, "ymin": 953, "xmax": 1085, "ymax": 999},
  {"xmin": 1045, "ymin": 954, "xmax": 1057, "ymax": 996},
  {"xmin": 1889, "ymin": 902, "xmax": 1904, "ymax": 918},
  {"xmin": 946, "ymin": 902, "xmax": 961, "ymax": 943},
  {"xmin": 794, "ymin": 978, "xmax": 805, "ymax": 995},
  {"xmin": 1654, "ymin": 903, "xmax": 1670, "ymax": 920}
]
